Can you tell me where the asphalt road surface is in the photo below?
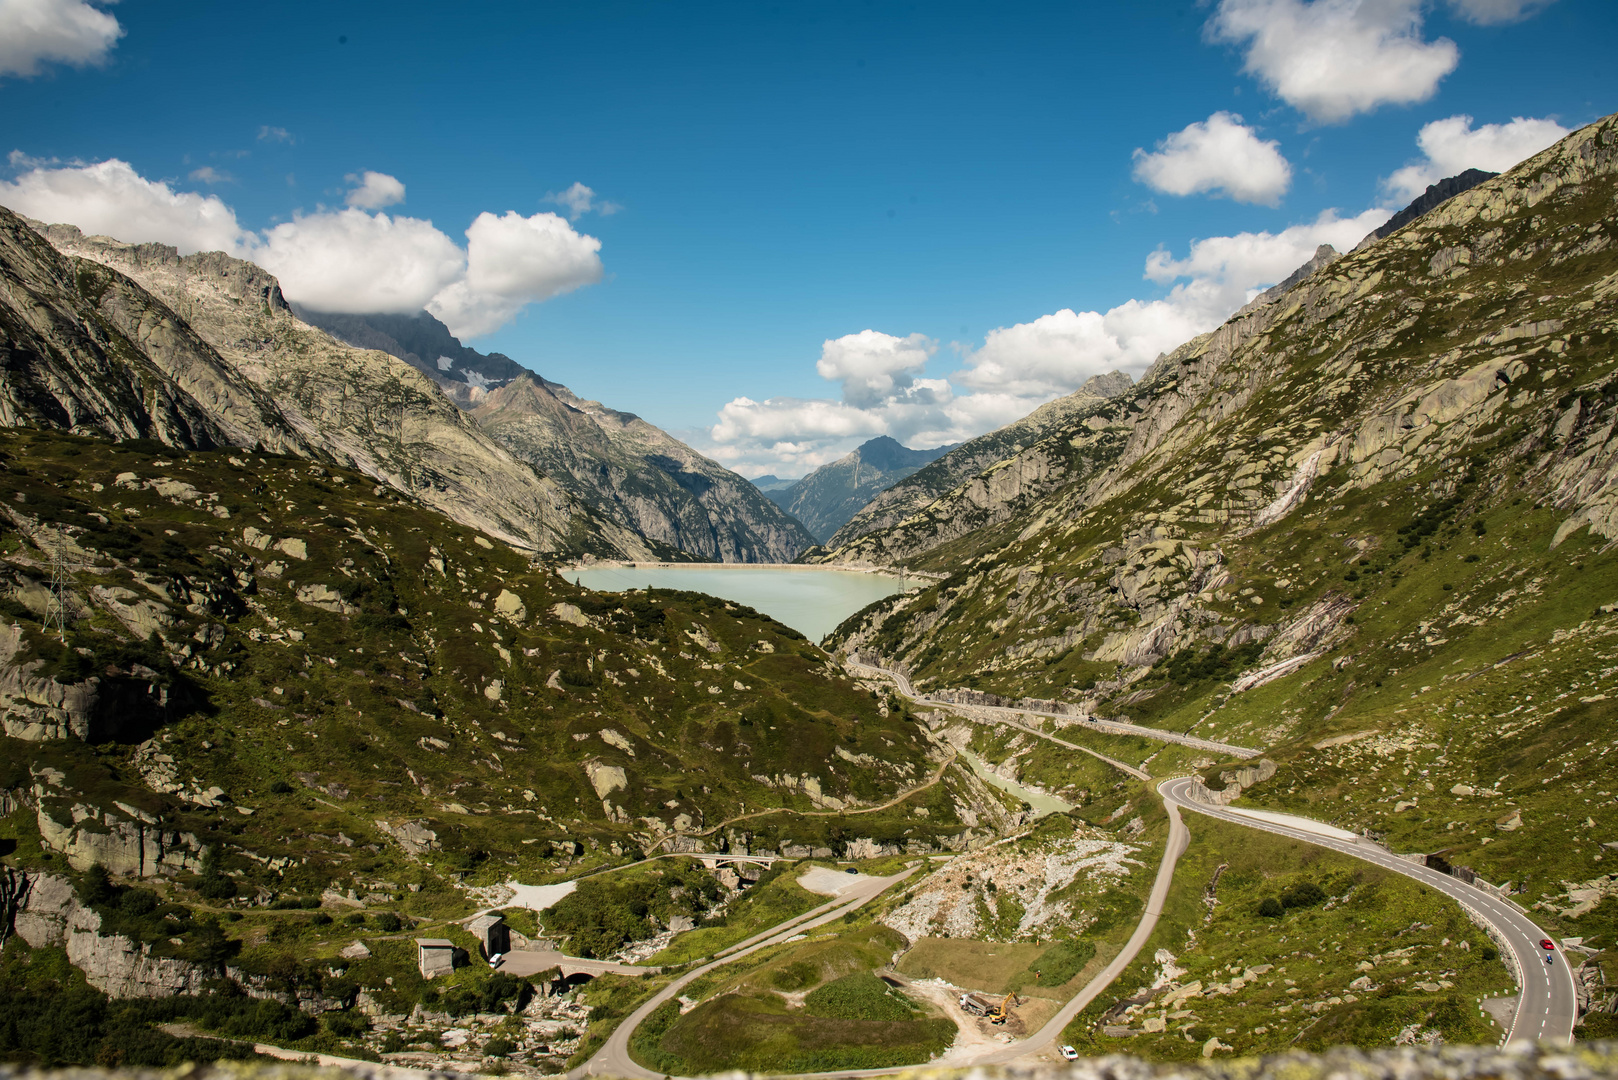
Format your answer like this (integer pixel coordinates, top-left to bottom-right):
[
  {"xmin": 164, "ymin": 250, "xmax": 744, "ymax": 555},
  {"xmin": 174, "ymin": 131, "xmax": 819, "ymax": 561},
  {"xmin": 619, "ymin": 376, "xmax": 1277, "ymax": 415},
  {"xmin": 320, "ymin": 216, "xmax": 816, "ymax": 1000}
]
[{"xmin": 1158, "ymin": 776, "xmax": 1578, "ymax": 1046}]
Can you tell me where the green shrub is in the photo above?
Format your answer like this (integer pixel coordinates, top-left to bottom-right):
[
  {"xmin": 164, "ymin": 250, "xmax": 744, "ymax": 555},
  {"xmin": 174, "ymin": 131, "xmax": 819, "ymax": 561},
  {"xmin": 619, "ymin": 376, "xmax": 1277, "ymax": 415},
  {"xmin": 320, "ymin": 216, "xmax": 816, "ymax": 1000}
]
[
  {"xmin": 1257, "ymin": 897, "xmax": 1284, "ymax": 919},
  {"xmin": 770, "ymin": 961, "xmax": 818, "ymax": 990},
  {"xmin": 1281, "ymin": 882, "xmax": 1325, "ymax": 909},
  {"xmin": 323, "ymin": 1010, "xmax": 369, "ymax": 1037},
  {"xmin": 803, "ymin": 972, "xmax": 916, "ymax": 1021},
  {"xmin": 374, "ymin": 912, "xmax": 402, "ymax": 932}
]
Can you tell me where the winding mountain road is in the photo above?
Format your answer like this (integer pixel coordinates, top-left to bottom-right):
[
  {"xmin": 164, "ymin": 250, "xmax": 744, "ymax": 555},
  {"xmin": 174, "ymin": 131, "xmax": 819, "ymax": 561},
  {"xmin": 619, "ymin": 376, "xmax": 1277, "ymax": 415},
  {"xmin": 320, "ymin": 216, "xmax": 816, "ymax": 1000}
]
[
  {"xmin": 1158, "ymin": 777, "xmax": 1577, "ymax": 1047},
  {"xmin": 845, "ymin": 660, "xmax": 1257, "ymax": 767}
]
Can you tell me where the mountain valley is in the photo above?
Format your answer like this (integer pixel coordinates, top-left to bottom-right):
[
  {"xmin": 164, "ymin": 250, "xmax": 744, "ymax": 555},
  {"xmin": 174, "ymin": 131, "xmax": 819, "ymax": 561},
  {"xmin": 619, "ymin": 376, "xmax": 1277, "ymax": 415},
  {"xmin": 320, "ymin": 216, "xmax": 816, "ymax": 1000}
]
[{"xmin": 1, "ymin": 113, "xmax": 1617, "ymax": 1078}]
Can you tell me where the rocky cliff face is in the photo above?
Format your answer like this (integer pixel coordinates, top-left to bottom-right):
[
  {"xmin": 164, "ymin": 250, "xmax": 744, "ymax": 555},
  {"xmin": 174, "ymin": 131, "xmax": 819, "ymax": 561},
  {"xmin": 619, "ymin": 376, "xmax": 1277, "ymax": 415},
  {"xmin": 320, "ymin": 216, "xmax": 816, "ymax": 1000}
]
[
  {"xmin": 291, "ymin": 306, "xmax": 529, "ymax": 409},
  {"xmin": 2, "ymin": 211, "xmax": 659, "ymax": 559},
  {"xmin": 823, "ymin": 370, "xmax": 1133, "ymax": 553},
  {"xmin": 767, "ymin": 435, "xmax": 957, "ymax": 543},
  {"xmin": 0, "ymin": 210, "xmax": 308, "ymax": 454},
  {"xmin": 472, "ymin": 375, "xmax": 815, "ymax": 562},
  {"xmin": 15, "ymin": 873, "xmax": 210, "ymax": 997}
]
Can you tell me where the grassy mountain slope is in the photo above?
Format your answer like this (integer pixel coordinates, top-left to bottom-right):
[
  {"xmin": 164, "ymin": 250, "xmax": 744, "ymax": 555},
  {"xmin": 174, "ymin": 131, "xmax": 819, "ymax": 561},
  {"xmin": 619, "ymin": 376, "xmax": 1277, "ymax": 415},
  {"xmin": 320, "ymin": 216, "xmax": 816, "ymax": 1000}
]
[
  {"xmin": 769, "ymin": 437, "xmax": 957, "ymax": 545},
  {"xmin": 473, "ymin": 375, "xmax": 815, "ymax": 563},
  {"xmin": 825, "ymin": 112, "xmax": 1618, "ymax": 942},
  {"xmin": 0, "ymin": 428, "xmax": 1012, "ymax": 889}
]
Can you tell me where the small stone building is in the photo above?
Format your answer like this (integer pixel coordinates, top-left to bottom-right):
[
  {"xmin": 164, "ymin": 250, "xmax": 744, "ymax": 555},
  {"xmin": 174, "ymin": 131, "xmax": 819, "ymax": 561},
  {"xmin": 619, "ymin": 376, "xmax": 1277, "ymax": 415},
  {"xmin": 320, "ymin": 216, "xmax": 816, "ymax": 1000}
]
[
  {"xmin": 416, "ymin": 937, "xmax": 465, "ymax": 979},
  {"xmin": 468, "ymin": 914, "xmax": 510, "ymax": 958}
]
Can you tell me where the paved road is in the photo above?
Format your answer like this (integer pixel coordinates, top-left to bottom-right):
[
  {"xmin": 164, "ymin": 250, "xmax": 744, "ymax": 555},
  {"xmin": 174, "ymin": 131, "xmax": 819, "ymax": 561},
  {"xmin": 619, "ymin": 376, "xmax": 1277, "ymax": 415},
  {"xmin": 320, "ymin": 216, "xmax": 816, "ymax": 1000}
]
[
  {"xmin": 500, "ymin": 950, "xmax": 653, "ymax": 979},
  {"xmin": 846, "ymin": 660, "xmax": 1258, "ymax": 763},
  {"xmin": 1158, "ymin": 777, "xmax": 1577, "ymax": 1047},
  {"xmin": 569, "ymin": 867, "xmax": 917, "ymax": 1080}
]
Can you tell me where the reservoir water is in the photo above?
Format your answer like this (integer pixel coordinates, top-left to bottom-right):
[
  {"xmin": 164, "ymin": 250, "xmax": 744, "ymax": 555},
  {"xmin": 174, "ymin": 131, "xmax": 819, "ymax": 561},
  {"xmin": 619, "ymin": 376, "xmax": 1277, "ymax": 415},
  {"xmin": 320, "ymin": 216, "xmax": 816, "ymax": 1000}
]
[{"xmin": 561, "ymin": 564, "xmax": 911, "ymax": 643}]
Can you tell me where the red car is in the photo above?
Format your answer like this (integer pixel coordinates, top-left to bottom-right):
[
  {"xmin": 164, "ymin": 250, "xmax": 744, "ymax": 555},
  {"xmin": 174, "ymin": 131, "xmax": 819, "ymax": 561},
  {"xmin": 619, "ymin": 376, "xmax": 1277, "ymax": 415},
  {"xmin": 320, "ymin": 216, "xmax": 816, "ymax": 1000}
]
[{"xmin": 1540, "ymin": 939, "xmax": 1555, "ymax": 951}]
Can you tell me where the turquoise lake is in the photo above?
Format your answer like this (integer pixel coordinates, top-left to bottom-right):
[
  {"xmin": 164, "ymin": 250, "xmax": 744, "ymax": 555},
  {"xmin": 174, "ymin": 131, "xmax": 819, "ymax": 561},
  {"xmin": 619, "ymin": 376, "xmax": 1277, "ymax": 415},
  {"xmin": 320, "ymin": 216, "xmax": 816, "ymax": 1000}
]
[{"xmin": 560, "ymin": 564, "xmax": 911, "ymax": 642}]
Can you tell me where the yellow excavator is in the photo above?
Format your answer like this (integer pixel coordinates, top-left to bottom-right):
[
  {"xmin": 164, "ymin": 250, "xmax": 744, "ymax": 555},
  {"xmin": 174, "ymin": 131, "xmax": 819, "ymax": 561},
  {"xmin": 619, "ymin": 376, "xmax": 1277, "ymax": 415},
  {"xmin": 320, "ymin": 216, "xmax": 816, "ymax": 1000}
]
[{"xmin": 988, "ymin": 992, "xmax": 1019, "ymax": 1024}]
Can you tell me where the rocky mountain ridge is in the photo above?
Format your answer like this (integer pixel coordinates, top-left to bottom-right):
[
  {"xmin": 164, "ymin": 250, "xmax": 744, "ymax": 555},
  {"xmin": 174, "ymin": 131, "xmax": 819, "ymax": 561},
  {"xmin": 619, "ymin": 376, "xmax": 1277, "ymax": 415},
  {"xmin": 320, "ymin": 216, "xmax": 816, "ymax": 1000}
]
[
  {"xmin": 2, "ymin": 210, "xmax": 660, "ymax": 559},
  {"xmin": 251, "ymin": 306, "xmax": 815, "ymax": 562},
  {"xmin": 824, "ymin": 370, "xmax": 1133, "ymax": 553},
  {"xmin": 290, "ymin": 307, "xmax": 529, "ymax": 409},
  {"xmin": 472, "ymin": 375, "xmax": 814, "ymax": 562}
]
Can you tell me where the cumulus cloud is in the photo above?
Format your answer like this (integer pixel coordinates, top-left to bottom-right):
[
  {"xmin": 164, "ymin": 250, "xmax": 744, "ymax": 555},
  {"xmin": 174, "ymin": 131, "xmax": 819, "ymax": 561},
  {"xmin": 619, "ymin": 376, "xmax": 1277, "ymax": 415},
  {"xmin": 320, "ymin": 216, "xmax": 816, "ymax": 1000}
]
[
  {"xmin": 257, "ymin": 126, "xmax": 293, "ymax": 144},
  {"xmin": 427, "ymin": 210, "xmax": 603, "ymax": 337},
  {"xmin": 0, "ymin": 158, "xmax": 251, "ymax": 252},
  {"xmin": 1133, "ymin": 112, "xmax": 1292, "ymax": 206},
  {"xmin": 816, "ymin": 330, "xmax": 936, "ymax": 407},
  {"xmin": 256, "ymin": 210, "xmax": 466, "ymax": 316},
  {"xmin": 0, "ymin": 0, "xmax": 122, "ymax": 79},
  {"xmin": 0, "ymin": 158, "xmax": 605, "ymax": 338},
  {"xmin": 1208, "ymin": 0, "xmax": 1458, "ymax": 123},
  {"xmin": 704, "ymin": 206, "xmax": 1393, "ymax": 474},
  {"xmin": 344, "ymin": 170, "xmax": 406, "ymax": 210},
  {"xmin": 544, "ymin": 182, "xmax": 621, "ymax": 220},
  {"xmin": 1444, "ymin": 0, "xmax": 1554, "ymax": 24},
  {"xmin": 1382, "ymin": 113, "xmax": 1570, "ymax": 202},
  {"xmin": 188, "ymin": 166, "xmax": 233, "ymax": 185}
]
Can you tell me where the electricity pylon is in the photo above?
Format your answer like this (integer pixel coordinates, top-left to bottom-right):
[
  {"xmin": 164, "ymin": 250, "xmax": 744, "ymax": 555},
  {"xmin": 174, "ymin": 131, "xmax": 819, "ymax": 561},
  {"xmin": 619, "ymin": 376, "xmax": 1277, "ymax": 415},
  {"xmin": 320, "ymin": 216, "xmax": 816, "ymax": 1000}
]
[{"xmin": 44, "ymin": 535, "xmax": 73, "ymax": 643}]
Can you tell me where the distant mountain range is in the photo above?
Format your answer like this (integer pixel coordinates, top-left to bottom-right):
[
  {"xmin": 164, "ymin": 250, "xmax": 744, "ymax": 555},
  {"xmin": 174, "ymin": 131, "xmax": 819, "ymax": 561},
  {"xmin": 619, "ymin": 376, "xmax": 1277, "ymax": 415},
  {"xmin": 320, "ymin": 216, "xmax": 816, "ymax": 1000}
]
[
  {"xmin": 270, "ymin": 311, "xmax": 814, "ymax": 562},
  {"xmin": 759, "ymin": 436, "xmax": 958, "ymax": 544}
]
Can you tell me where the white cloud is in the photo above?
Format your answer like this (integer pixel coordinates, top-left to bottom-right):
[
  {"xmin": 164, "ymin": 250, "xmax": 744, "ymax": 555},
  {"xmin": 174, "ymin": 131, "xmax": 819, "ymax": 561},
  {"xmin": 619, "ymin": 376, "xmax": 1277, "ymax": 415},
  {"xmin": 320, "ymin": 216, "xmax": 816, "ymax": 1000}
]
[
  {"xmin": 256, "ymin": 209, "xmax": 466, "ymax": 316},
  {"xmin": 0, "ymin": 158, "xmax": 605, "ymax": 337},
  {"xmin": 816, "ymin": 330, "xmax": 936, "ymax": 407},
  {"xmin": 703, "ymin": 206, "xmax": 1393, "ymax": 474},
  {"xmin": 1132, "ymin": 112, "xmax": 1292, "ymax": 206},
  {"xmin": 544, "ymin": 182, "xmax": 621, "ymax": 220},
  {"xmin": 1208, "ymin": 0, "xmax": 1458, "ymax": 123},
  {"xmin": 426, "ymin": 210, "xmax": 603, "ymax": 337},
  {"xmin": 188, "ymin": 166, "xmax": 233, "ymax": 185},
  {"xmin": 1444, "ymin": 0, "xmax": 1554, "ymax": 24},
  {"xmin": 0, "ymin": 158, "xmax": 251, "ymax": 253},
  {"xmin": 344, "ymin": 170, "xmax": 405, "ymax": 210},
  {"xmin": 0, "ymin": 0, "xmax": 122, "ymax": 78},
  {"xmin": 257, "ymin": 126, "xmax": 293, "ymax": 144},
  {"xmin": 1382, "ymin": 113, "xmax": 1570, "ymax": 202}
]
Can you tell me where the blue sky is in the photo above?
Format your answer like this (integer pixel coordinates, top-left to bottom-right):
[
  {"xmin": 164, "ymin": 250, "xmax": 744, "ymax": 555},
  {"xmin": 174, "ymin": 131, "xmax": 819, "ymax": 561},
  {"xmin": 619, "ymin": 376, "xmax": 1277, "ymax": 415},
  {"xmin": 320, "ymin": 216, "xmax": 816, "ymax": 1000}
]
[{"xmin": 2, "ymin": 0, "xmax": 1614, "ymax": 476}]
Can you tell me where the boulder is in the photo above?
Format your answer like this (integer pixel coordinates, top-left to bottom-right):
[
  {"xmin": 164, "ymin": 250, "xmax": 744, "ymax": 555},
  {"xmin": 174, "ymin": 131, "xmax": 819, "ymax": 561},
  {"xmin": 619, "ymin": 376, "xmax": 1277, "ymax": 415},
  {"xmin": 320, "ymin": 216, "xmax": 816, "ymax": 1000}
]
[
  {"xmin": 295, "ymin": 583, "xmax": 358, "ymax": 615},
  {"xmin": 35, "ymin": 803, "xmax": 201, "ymax": 876},
  {"xmin": 493, "ymin": 589, "xmax": 528, "ymax": 623},
  {"xmin": 374, "ymin": 819, "xmax": 439, "ymax": 855},
  {"xmin": 584, "ymin": 761, "xmax": 628, "ymax": 799},
  {"xmin": 273, "ymin": 537, "xmax": 309, "ymax": 560}
]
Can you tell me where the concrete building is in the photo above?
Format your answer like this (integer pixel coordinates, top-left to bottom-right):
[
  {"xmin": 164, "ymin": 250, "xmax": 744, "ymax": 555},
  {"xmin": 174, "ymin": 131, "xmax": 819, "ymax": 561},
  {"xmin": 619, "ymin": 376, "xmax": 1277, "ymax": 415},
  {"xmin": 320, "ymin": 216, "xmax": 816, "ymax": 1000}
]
[
  {"xmin": 416, "ymin": 938, "xmax": 465, "ymax": 979},
  {"xmin": 468, "ymin": 914, "xmax": 510, "ymax": 958}
]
